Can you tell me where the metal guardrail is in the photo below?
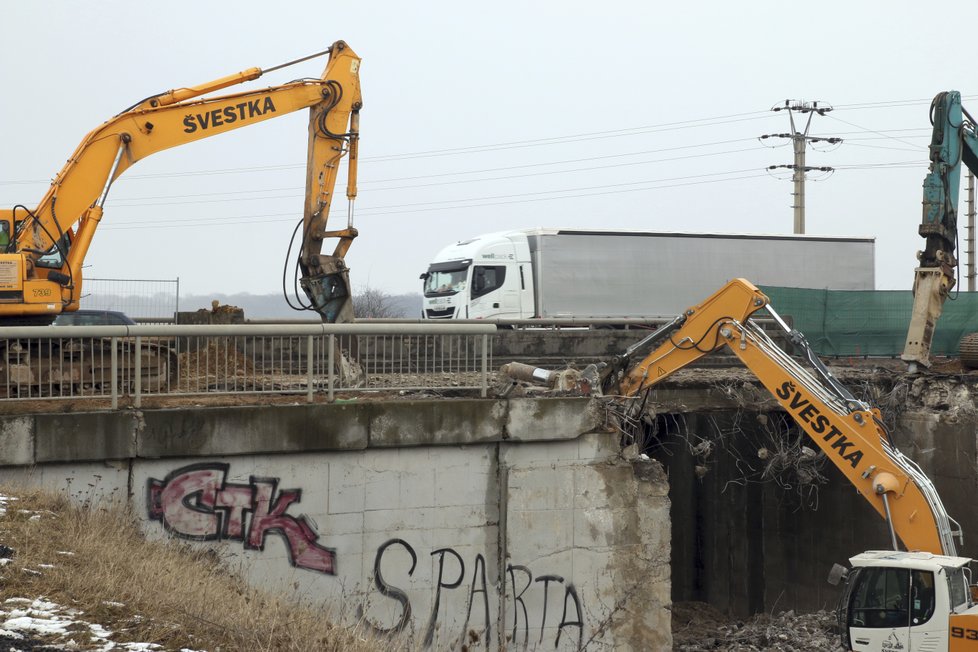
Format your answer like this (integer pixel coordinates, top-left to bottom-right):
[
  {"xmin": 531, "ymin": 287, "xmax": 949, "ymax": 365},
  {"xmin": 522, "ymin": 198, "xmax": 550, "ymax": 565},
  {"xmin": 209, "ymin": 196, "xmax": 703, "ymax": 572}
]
[
  {"xmin": 0, "ymin": 323, "xmax": 497, "ymax": 408},
  {"xmin": 242, "ymin": 317, "xmax": 674, "ymax": 329}
]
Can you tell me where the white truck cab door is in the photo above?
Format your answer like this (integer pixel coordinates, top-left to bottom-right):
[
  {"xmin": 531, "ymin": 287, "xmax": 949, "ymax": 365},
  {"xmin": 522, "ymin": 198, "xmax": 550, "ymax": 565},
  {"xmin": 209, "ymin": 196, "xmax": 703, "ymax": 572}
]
[{"xmin": 469, "ymin": 262, "xmax": 520, "ymax": 319}]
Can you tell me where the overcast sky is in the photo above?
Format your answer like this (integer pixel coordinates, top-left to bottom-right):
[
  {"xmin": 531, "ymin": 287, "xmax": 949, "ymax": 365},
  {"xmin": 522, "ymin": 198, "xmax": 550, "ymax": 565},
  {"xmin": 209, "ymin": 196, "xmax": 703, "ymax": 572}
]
[{"xmin": 3, "ymin": 1, "xmax": 978, "ymax": 302}]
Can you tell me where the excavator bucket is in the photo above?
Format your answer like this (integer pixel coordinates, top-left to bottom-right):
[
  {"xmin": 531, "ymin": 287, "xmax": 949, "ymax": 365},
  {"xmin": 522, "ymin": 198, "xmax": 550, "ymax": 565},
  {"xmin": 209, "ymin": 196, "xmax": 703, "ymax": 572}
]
[{"xmin": 300, "ymin": 256, "xmax": 354, "ymax": 323}]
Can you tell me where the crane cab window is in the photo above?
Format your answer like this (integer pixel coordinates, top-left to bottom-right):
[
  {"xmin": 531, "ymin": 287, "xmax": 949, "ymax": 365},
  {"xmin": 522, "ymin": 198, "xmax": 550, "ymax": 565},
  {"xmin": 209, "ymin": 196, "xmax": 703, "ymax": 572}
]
[
  {"xmin": 471, "ymin": 265, "xmax": 505, "ymax": 299},
  {"xmin": 848, "ymin": 567, "xmax": 936, "ymax": 628}
]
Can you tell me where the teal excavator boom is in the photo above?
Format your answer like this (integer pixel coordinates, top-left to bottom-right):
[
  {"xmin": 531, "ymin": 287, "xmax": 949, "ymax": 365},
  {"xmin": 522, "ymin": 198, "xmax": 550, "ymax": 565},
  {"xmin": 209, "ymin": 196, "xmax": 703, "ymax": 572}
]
[{"xmin": 903, "ymin": 91, "xmax": 978, "ymax": 369}]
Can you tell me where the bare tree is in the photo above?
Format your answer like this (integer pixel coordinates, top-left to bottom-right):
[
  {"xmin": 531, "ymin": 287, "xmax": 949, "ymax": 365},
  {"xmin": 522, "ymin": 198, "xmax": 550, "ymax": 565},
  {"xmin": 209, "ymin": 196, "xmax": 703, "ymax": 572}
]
[{"xmin": 353, "ymin": 286, "xmax": 405, "ymax": 319}]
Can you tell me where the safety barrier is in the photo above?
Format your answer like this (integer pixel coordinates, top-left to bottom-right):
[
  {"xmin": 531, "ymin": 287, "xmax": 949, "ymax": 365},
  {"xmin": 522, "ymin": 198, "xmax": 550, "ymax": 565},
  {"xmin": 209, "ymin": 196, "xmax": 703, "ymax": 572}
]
[
  {"xmin": 760, "ymin": 286, "xmax": 978, "ymax": 357},
  {"xmin": 0, "ymin": 323, "xmax": 497, "ymax": 408}
]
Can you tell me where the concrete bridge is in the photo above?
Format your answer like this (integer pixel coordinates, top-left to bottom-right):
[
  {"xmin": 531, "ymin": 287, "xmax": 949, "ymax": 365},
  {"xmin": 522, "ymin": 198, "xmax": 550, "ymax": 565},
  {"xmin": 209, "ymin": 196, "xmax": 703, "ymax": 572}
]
[{"xmin": 2, "ymin": 324, "xmax": 977, "ymax": 650}]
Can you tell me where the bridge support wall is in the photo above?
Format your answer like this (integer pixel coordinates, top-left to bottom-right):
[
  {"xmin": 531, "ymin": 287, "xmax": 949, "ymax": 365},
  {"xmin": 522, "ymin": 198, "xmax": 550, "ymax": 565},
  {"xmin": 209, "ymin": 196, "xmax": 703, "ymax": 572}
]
[{"xmin": 0, "ymin": 398, "xmax": 671, "ymax": 651}]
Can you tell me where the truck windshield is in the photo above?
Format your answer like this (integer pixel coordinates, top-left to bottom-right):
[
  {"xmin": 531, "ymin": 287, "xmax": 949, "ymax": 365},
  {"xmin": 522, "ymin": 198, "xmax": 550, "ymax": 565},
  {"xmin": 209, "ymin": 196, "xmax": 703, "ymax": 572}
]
[{"xmin": 424, "ymin": 267, "xmax": 468, "ymax": 296}]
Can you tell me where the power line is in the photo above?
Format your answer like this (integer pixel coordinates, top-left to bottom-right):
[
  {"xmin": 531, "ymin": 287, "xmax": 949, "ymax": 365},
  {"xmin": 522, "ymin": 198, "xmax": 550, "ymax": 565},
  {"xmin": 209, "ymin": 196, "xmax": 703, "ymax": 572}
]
[
  {"xmin": 841, "ymin": 142, "xmax": 924, "ymax": 153},
  {"xmin": 2, "ymin": 136, "xmax": 763, "ymax": 192},
  {"xmin": 0, "ymin": 153, "xmax": 935, "ymax": 212},
  {"xmin": 0, "ymin": 101, "xmax": 948, "ymax": 189},
  {"xmin": 97, "ymin": 170, "xmax": 774, "ymax": 230},
  {"xmin": 4, "ymin": 96, "xmax": 970, "ymax": 188},
  {"xmin": 833, "ymin": 94, "xmax": 978, "ymax": 111},
  {"xmin": 359, "ymin": 138, "xmax": 761, "ymax": 184},
  {"xmin": 105, "ymin": 143, "xmax": 765, "ymax": 207},
  {"xmin": 825, "ymin": 114, "xmax": 922, "ymax": 150},
  {"xmin": 0, "ymin": 111, "xmax": 778, "ymax": 186},
  {"xmin": 366, "ymin": 115, "xmax": 774, "ymax": 162},
  {"xmin": 833, "ymin": 161, "xmax": 921, "ymax": 170}
]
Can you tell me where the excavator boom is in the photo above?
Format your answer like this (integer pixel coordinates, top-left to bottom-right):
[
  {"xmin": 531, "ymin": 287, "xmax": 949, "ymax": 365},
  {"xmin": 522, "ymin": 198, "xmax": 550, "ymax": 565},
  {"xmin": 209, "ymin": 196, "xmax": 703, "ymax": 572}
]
[{"xmin": 903, "ymin": 91, "xmax": 978, "ymax": 368}]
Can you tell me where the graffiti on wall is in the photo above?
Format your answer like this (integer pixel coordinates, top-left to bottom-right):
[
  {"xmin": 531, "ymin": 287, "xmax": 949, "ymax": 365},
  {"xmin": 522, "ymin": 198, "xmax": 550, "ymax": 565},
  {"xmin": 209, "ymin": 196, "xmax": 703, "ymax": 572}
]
[
  {"xmin": 364, "ymin": 538, "xmax": 584, "ymax": 650},
  {"xmin": 147, "ymin": 464, "xmax": 588, "ymax": 648},
  {"xmin": 146, "ymin": 462, "xmax": 336, "ymax": 575}
]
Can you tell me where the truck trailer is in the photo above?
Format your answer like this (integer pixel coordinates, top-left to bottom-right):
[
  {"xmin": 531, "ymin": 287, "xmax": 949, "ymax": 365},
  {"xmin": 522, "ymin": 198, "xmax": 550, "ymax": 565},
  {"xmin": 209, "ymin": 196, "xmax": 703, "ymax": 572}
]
[{"xmin": 420, "ymin": 228, "xmax": 875, "ymax": 321}]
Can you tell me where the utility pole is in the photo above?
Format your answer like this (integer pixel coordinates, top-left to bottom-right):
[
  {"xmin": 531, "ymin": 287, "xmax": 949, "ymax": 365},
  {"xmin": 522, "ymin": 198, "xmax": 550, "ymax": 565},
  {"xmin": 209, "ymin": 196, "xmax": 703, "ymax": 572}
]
[{"xmin": 762, "ymin": 100, "xmax": 841, "ymax": 234}]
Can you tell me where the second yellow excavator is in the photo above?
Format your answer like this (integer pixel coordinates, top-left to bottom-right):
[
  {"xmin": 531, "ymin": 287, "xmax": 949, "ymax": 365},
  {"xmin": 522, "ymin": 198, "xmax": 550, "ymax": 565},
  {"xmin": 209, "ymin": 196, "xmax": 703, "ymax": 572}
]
[{"xmin": 510, "ymin": 278, "xmax": 978, "ymax": 651}]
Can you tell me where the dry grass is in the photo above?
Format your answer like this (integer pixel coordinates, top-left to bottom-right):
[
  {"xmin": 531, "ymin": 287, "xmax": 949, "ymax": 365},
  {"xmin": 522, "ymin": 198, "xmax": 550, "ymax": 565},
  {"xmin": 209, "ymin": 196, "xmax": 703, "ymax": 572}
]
[{"xmin": 0, "ymin": 486, "xmax": 395, "ymax": 651}]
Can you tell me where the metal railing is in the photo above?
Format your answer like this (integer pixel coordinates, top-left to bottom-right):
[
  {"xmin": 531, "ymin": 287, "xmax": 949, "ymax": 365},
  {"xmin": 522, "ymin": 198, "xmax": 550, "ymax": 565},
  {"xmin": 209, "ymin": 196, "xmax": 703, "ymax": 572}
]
[{"xmin": 0, "ymin": 323, "xmax": 496, "ymax": 408}]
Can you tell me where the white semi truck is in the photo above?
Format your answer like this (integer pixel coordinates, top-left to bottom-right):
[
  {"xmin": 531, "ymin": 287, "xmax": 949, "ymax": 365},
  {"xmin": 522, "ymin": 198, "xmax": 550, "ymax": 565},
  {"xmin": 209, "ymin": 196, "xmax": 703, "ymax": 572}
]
[{"xmin": 420, "ymin": 228, "xmax": 875, "ymax": 321}]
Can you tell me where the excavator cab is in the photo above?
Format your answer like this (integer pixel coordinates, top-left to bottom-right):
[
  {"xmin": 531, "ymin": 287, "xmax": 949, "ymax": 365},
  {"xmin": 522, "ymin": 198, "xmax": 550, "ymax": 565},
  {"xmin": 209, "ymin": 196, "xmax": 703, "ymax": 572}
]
[
  {"xmin": 0, "ymin": 211, "xmax": 11, "ymax": 253},
  {"xmin": 0, "ymin": 209, "xmax": 29, "ymax": 305},
  {"xmin": 842, "ymin": 551, "xmax": 978, "ymax": 651}
]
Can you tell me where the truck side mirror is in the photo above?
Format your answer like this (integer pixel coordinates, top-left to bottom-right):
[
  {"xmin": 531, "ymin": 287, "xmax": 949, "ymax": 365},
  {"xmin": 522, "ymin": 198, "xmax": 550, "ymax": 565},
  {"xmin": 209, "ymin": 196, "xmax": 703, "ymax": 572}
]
[{"xmin": 827, "ymin": 563, "xmax": 849, "ymax": 586}]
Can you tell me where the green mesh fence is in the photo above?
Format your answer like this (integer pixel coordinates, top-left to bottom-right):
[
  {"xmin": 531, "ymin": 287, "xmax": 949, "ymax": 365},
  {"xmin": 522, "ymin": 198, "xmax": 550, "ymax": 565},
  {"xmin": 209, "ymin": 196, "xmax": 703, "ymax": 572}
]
[{"xmin": 758, "ymin": 286, "xmax": 978, "ymax": 357}]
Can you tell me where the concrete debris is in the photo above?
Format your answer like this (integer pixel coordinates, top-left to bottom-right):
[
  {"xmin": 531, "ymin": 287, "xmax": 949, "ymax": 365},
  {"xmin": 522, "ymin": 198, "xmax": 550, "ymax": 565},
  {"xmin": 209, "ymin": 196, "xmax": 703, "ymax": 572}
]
[
  {"xmin": 691, "ymin": 440, "xmax": 713, "ymax": 457},
  {"xmin": 500, "ymin": 361, "xmax": 606, "ymax": 395},
  {"xmin": 673, "ymin": 602, "xmax": 839, "ymax": 651},
  {"xmin": 908, "ymin": 376, "xmax": 977, "ymax": 415},
  {"xmin": 176, "ymin": 301, "xmax": 245, "ymax": 325}
]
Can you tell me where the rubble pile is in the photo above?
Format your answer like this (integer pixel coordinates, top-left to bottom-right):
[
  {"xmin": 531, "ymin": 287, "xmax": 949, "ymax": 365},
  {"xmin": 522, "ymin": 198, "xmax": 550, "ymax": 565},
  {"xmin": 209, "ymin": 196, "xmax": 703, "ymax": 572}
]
[
  {"xmin": 672, "ymin": 602, "xmax": 839, "ymax": 651},
  {"xmin": 178, "ymin": 341, "xmax": 255, "ymax": 383}
]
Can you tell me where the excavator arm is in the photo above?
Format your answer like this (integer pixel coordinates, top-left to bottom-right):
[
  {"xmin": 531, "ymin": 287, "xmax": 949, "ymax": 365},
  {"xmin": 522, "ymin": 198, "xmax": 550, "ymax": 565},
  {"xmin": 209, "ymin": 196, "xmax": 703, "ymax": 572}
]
[
  {"xmin": 0, "ymin": 40, "xmax": 361, "ymax": 323},
  {"xmin": 903, "ymin": 90, "xmax": 978, "ymax": 368},
  {"xmin": 605, "ymin": 278, "xmax": 960, "ymax": 556}
]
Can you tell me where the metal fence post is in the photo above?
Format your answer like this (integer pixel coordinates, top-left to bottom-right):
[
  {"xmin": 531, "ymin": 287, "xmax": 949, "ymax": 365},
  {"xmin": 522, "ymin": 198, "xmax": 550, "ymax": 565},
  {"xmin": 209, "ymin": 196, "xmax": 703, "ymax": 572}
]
[
  {"xmin": 481, "ymin": 333, "xmax": 488, "ymax": 398},
  {"xmin": 110, "ymin": 337, "xmax": 118, "ymax": 410},
  {"xmin": 134, "ymin": 335, "xmax": 142, "ymax": 408},
  {"xmin": 328, "ymin": 333, "xmax": 335, "ymax": 402},
  {"xmin": 306, "ymin": 335, "xmax": 314, "ymax": 403}
]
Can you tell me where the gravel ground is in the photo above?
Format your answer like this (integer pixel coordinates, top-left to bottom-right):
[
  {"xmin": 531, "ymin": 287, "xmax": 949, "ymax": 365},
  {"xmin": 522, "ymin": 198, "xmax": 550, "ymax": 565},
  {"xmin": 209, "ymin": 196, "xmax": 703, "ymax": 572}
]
[{"xmin": 672, "ymin": 602, "xmax": 842, "ymax": 651}]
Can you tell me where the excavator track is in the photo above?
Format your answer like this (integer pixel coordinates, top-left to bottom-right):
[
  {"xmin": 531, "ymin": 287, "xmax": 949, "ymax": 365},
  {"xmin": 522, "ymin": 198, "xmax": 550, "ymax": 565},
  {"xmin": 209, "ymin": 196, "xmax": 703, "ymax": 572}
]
[
  {"xmin": 959, "ymin": 332, "xmax": 978, "ymax": 369},
  {"xmin": 0, "ymin": 338, "xmax": 177, "ymax": 398}
]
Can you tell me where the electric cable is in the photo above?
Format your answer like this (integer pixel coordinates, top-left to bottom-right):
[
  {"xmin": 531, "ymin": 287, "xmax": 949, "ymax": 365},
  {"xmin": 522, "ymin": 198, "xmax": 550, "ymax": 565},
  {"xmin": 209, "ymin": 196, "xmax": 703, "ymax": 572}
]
[{"xmin": 103, "ymin": 144, "xmax": 765, "ymax": 206}]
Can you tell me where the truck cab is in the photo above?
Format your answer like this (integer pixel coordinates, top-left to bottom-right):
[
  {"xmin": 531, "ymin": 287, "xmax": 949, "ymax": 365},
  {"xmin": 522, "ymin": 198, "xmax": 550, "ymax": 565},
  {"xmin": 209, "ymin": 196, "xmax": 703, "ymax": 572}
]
[
  {"xmin": 843, "ymin": 550, "xmax": 978, "ymax": 651},
  {"xmin": 420, "ymin": 232, "xmax": 533, "ymax": 320}
]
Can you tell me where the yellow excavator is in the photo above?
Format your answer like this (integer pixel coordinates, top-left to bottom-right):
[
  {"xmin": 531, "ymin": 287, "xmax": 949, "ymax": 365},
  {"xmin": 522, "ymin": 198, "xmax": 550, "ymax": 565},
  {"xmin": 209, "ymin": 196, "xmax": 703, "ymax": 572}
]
[
  {"xmin": 512, "ymin": 278, "xmax": 978, "ymax": 650},
  {"xmin": 1, "ymin": 40, "xmax": 361, "ymax": 324},
  {"xmin": 0, "ymin": 41, "xmax": 362, "ymax": 393}
]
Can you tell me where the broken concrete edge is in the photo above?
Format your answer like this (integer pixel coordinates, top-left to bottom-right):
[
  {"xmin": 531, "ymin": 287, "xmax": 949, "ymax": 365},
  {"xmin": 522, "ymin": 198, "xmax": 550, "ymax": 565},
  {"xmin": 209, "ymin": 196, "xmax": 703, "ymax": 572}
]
[{"xmin": 3, "ymin": 397, "xmax": 623, "ymax": 465}]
